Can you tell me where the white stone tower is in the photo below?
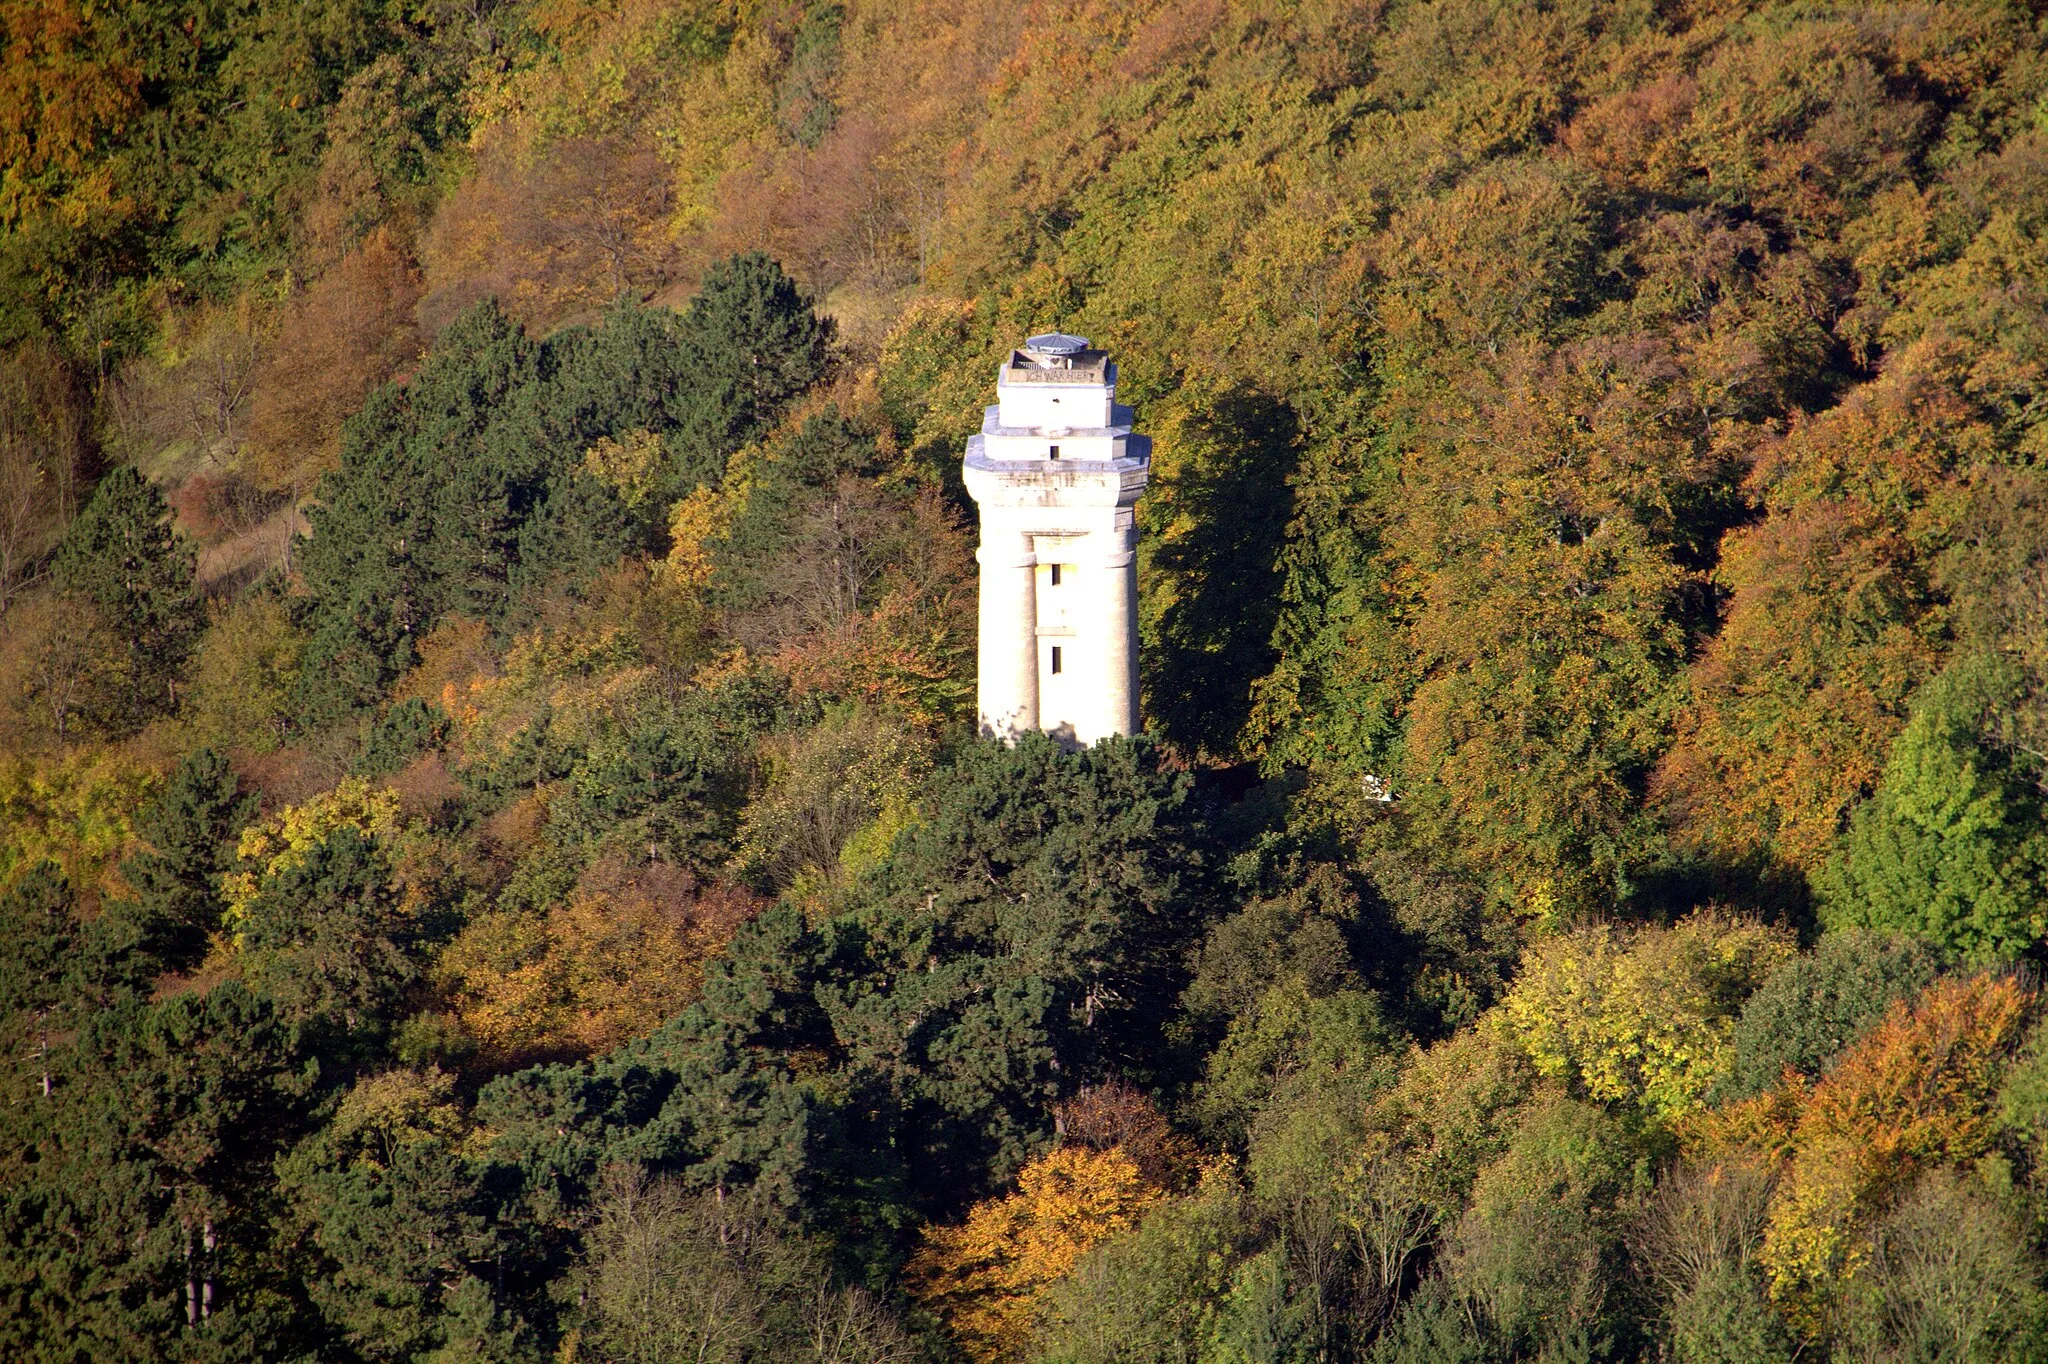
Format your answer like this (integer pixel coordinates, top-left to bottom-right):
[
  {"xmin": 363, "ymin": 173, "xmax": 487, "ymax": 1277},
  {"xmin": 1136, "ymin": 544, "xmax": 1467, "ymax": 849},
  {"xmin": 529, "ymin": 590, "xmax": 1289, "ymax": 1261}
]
[{"xmin": 964, "ymin": 333, "xmax": 1151, "ymax": 745}]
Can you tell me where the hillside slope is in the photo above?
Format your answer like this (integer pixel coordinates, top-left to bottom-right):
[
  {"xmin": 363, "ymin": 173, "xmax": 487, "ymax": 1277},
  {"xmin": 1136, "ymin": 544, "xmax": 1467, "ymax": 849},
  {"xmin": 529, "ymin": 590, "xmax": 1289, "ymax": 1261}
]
[{"xmin": 4, "ymin": 1, "xmax": 2048, "ymax": 1360}]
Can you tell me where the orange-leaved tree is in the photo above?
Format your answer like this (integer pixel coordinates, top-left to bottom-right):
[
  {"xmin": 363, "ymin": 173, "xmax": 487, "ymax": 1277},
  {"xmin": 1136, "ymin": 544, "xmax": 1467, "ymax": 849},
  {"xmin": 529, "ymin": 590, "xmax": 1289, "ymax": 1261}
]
[
  {"xmin": 1656, "ymin": 348, "xmax": 1998, "ymax": 874},
  {"xmin": 906, "ymin": 1144, "xmax": 1164, "ymax": 1363},
  {"xmin": 1687, "ymin": 971, "xmax": 2034, "ymax": 1338},
  {"xmin": 436, "ymin": 857, "xmax": 759, "ymax": 1067}
]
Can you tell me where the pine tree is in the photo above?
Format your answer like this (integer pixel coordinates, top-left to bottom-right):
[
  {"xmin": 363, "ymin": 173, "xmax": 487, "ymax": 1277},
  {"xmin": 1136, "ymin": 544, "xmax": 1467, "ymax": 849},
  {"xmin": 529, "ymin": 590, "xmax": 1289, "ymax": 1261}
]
[
  {"xmin": 50, "ymin": 467, "xmax": 200, "ymax": 732},
  {"xmin": 0, "ymin": 862, "xmax": 76, "ymax": 1102},
  {"xmin": 295, "ymin": 311, "xmax": 518, "ymax": 719},
  {"xmin": 674, "ymin": 252, "xmax": 834, "ymax": 459},
  {"xmin": 414, "ymin": 302, "xmax": 547, "ymax": 625},
  {"xmin": 237, "ymin": 825, "xmax": 416, "ymax": 1051},
  {"xmin": 118, "ymin": 749, "xmax": 258, "ymax": 972},
  {"xmin": 0, "ymin": 981, "xmax": 317, "ymax": 1364},
  {"xmin": 293, "ymin": 298, "xmax": 591, "ymax": 715}
]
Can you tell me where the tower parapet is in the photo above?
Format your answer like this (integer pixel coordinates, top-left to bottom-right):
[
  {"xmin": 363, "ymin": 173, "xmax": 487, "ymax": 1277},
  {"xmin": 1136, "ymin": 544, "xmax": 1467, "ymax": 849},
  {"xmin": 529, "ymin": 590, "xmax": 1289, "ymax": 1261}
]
[{"xmin": 964, "ymin": 333, "xmax": 1151, "ymax": 745}]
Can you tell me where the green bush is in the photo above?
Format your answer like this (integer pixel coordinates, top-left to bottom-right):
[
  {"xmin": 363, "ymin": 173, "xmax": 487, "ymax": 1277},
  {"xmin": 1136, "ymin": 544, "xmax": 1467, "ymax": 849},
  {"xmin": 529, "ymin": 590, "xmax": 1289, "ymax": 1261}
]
[
  {"xmin": 1442, "ymin": 1098, "xmax": 1648, "ymax": 1359},
  {"xmin": 1720, "ymin": 930, "xmax": 1940, "ymax": 1101},
  {"xmin": 1034, "ymin": 1180, "xmax": 1247, "ymax": 1364},
  {"xmin": 1368, "ymin": 1284, "xmax": 1495, "ymax": 1364},
  {"xmin": 1835, "ymin": 1170, "xmax": 2046, "ymax": 1361}
]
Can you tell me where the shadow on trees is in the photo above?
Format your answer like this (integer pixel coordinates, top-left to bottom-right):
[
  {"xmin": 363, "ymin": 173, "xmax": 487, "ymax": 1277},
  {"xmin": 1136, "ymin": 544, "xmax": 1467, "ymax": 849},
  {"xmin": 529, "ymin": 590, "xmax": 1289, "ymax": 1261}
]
[
  {"xmin": 1143, "ymin": 386, "xmax": 1299, "ymax": 758},
  {"xmin": 1625, "ymin": 846, "xmax": 1817, "ymax": 940}
]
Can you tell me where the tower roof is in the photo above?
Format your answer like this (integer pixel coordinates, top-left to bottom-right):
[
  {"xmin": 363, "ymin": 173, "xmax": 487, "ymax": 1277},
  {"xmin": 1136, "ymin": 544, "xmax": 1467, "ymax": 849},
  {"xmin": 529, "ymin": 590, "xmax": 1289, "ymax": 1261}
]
[{"xmin": 1024, "ymin": 332, "xmax": 1090, "ymax": 357}]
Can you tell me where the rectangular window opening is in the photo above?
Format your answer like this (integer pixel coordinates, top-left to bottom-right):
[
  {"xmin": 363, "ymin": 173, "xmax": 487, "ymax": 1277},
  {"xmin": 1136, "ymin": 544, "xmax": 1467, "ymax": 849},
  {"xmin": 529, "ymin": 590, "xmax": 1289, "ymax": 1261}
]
[
  {"xmin": 1048, "ymin": 444, "xmax": 1061, "ymax": 459},
  {"xmin": 1049, "ymin": 564, "xmax": 1062, "ymax": 586},
  {"xmin": 1050, "ymin": 646, "xmax": 1063, "ymax": 675}
]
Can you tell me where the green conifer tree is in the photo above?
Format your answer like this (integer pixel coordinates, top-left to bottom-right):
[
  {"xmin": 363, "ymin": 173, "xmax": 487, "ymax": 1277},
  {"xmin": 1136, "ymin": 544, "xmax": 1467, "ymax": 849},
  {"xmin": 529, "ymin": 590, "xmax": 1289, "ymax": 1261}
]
[
  {"xmin": 674, "ymin": 252, "xmax": 834, "ymax": 459},
  {"xmin": 0, "ymin": 862, "xmax": 77, "ymax": 1102},
  {"xmin": 118, "ymin": 749, "xmax": 258, "ymax": 972},
  {"xmin": 294, "ymin": 309, "xmax": 522, "ymax": 719},
  {"xmin": 238, "ymin": 826, "xmax": 418, "ymax": 1051},
  {"xmin": 50, "ymin": 467, "xmax": 200, "ymax": 731}
]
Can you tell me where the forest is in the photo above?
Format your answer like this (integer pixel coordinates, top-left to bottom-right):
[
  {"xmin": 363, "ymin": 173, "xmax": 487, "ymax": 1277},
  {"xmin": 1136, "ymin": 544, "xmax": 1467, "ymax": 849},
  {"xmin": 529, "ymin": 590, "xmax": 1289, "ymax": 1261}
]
[{"xmin": 3, "ymin": 0, "xmax": 2048, "ymax": 1359}]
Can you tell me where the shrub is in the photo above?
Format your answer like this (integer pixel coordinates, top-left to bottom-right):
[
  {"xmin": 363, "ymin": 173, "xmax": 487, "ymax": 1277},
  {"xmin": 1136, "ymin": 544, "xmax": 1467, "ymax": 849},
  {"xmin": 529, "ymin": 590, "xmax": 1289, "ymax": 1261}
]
[{"xmin": 1721, "ymin": 929, "xmax": 1939, "ymax": 1101}]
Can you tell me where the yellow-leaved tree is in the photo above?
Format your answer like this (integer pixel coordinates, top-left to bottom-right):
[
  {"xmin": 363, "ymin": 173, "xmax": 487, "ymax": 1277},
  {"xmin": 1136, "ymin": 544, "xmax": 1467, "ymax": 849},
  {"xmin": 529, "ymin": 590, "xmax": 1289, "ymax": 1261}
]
[
  {"xmin": 219, "ymin": 777, "xmax": 402, "ymax": 938},
  {"xmin": 906, "ymin": 1146, "xmax": 1163, "ymax": 1362},
  {"xmin": 0, "ymin": 747, "xmax": 158, "ymax": 901},
  {"xmin": 1495, "ymin": 913, "xmax": 1796, "ymax": 1123}
]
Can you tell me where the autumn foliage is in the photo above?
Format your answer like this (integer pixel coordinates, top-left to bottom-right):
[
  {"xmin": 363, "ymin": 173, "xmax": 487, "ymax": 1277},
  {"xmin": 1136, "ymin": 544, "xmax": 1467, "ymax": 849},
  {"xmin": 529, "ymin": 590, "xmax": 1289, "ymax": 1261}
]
[
  {"xmin": 1687, "ymin": 973, "xmax": 2035, "ymax": 1332},
  {"xmin": 7, "ymin": 0, "xmax": 2048, "ymax": 1359},
  {"xmin": 908, "ymin": 1144, "xmax": 1165, "ymax": 1362},
  {"xmin": 1498, "ymin": 914, "xmax": 1797, "ymax": 1121}
]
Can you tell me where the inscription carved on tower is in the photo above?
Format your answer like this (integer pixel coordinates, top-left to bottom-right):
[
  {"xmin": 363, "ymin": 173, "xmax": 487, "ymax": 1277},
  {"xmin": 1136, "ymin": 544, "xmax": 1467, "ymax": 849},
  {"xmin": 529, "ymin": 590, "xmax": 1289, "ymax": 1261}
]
[{"xmin": 963, "ymin": 333, "xmax": 1151, "ymax": 745}]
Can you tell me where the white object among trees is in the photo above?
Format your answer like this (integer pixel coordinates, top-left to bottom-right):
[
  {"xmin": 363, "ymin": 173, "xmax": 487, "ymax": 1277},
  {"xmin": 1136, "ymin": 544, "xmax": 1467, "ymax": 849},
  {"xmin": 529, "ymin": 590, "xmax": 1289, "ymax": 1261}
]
[{"xmin": 964, "ymin": 334, "xmax": 1151, "ymax": 746}]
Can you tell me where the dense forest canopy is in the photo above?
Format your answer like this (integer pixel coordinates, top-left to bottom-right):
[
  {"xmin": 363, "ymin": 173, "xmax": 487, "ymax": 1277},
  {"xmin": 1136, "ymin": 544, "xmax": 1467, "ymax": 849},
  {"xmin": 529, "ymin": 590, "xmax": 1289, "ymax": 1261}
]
[{"xmin": 4, "ymin": 0, "xmax": 2048, "ymax": 1359}]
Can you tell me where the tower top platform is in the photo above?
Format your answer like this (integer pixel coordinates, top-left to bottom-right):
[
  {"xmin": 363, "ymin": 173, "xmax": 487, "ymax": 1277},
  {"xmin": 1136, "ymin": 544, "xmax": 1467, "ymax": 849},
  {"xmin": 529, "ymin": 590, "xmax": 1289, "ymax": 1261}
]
[
  {"xmin": 992, "ymin": 332, "xmax": 1121, "ymax": 441},
  {"xmin": 1024, "ymin": 331, "xmax": 1090, "ymax": 357},
  {"xmin": 1002, "ymin": 343, "xmax": 1114, "ymax": 386}
]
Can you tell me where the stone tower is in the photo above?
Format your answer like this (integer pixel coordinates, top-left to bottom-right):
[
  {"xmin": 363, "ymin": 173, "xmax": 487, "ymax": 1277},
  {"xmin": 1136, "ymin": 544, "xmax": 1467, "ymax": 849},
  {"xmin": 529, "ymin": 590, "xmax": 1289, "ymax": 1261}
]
[{"xmin": 964, "ymin": 333, "xmax": 1151, "ymax": 745}]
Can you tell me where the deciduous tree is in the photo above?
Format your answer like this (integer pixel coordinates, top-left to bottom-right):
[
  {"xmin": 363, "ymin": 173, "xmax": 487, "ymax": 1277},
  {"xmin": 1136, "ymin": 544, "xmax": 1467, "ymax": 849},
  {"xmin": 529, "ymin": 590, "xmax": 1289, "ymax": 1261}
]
[
  {"xmin": 1818, "ymin": 657, "xmax": 2048, "ymax": 963},
  {"xmin": 909, "ymin": 1145, "xmax": 1163, "ymax": 1363},
  {"xmin": 1497, "ymin": 913, "xmax": 1795, "ymax": 1122}
]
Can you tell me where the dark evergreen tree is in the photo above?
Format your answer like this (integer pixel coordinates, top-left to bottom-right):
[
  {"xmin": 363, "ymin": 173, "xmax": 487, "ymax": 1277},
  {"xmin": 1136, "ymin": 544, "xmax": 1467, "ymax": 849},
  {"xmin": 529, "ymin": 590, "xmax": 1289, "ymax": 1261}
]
[
  {"xmin": 820, "ymin": 733, "xmax": 1213, "ymax": 1185},
  {"xmin": 282, "ymin": 1099, "xmax": 527, "ymax": 1363},
  {"xmin": 673, "ymin": 252, "xmax": 834, "ymax": 459},
  {"xmin": 117, "ymin": 748, "xmax": 258, "ymax": 972},
  {"xmin": 50, "ymin": 467, "xmax": 201, "ymax": 731},
  {"xmin": 553, "ymin": 711, "xmax": 747, "ymax": 872},
  {"xmin": 0, "ymin": 862, "xmax": 79, "ymax": 1103},
  {"xmin": 353, "ymin": 698, "xmax": 451, "ymax": 778},
  {"xmin": 434, "ymin": 736, "xmax": 1216, "ymax": 1289},
  {"xmin": 414, "ymin": 305, "xmax": 549, "ymax": 626},
  {"xmin": 237, "ymin": 826, "xmax": 419, "ymax": 1052},
  {"xmin": 506, "ymin": 465, "xmax": 636, "ymax": 614},
  {"xmin": 544, "ymin": 297, "xmax": 696, "ymax": 447},
  {"xmin": 635, "ymin": 900, "xmax": 872, "ymax": 1204},
  {"xmin": 294, "ymin": 269, "xmax": 830, "ymax": 724},
  {"xmin": 0, "ymin": 983, "xmax": 315, "ymax": 1364},
  {"xmin": 294, "ymin": 380, "xmax": 444, "ymax": 721},
  {"xmin": 622, "ymin": 736, "xmax": 1213, "ymax": 1227}
]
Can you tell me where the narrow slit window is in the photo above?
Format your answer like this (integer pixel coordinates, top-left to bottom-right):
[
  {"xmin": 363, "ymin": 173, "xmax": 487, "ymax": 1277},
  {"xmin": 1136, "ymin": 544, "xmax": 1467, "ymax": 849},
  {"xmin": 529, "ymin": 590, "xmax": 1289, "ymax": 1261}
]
[
  {"xmin": 1050, "ymin": 646, "xmax": 1063, "ymax": 675},
  {"xmin": 1049, "ymin": 564, "xmax": 1062, "ymax": 586},
  {"xmin": 1048, "ymin": 444, "xmax": 1061, "ymax": 459}
]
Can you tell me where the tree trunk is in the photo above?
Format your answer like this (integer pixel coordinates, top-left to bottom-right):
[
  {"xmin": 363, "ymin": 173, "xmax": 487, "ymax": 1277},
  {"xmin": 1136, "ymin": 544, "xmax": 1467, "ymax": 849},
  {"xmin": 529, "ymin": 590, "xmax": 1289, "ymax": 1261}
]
[
  {"xmin": 201, "ymin": 1218, "xmax": 215, "ymax": 1320},
  {"xmin": 184, "ymin": 1222, "xmax": 198, "ymax": 1327}
]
